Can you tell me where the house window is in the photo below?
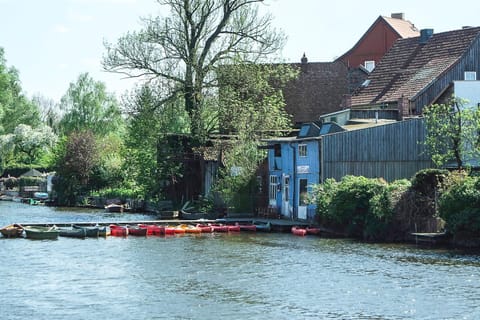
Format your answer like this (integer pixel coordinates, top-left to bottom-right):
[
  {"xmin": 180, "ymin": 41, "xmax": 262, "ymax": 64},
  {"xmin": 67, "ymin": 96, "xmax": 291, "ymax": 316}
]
[
  {"xmin": 274, "ymin": 144, "xmax": 281, "ymax": 157},
  {"xmin": 269, "ymin": 175, "xmax": 278, "ymax": 201},
  {"xmin": 299, "ymin": 179, "xmax": 308, "ymax": 205},
  {"xmin": 364, "ymin": 60, "xmax": 375, "ymax": 72},
  {"xmin": 465, "ymin": 71, "xmax": 477, "ymax": 81},
  {"xmin": 298, "ymin": 144, "xmax": 307, "ymax": 157}
]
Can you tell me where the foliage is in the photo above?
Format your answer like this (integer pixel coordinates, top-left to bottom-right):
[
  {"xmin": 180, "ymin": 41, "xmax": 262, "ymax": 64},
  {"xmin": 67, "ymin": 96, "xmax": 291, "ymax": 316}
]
[
  {"xmin": 313, "ymin": 176, "xmax": 402, "ymax": 240},
  {"xmin": 103, "ymin": 0, "xmax": 285, "ymax": 140},
  {"xmin": 0, "ymin": 48, "xmax": 41, "ymax": 135},
  {"xmin": 58, "ymin": 72, "xmax": 124, "ymax": 137},
  {"xmin": 52, "ymin": 131, "xmax": 100, "ymax": 205},
  {"xmin": 211, "ymin": 62, "xmax": 297, "ymax": 210},
  {"xmin": 438, "ymin": 175, "xmax": 480, "ymax": 235},
  {"xmin": 217, "ymin": 62, "xmax": 297, "ymax": 136},
  {"xmin": 410, "ymin": 168, "xmax": 449, "ymax": 196},
  {"xmin": 91, "ymin": 187, "xmax": 141, "ymax": 201},
  {"xmin": 122, "ymin": 85, "xmax": 189, "ymax": 199},
  {"xmin": 0, "ymin": 124, "xmax": 57, "ymax": 170},
  {"xmin": 423, "ymin": 96, "xmax": 480, "ymax": 170}
]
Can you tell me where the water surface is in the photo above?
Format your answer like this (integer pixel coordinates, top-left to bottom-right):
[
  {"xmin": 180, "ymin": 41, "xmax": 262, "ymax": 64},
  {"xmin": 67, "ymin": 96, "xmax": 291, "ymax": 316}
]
[{"xmin": 1, "ymin": 201, "xmax": 479, "ymax": 319}]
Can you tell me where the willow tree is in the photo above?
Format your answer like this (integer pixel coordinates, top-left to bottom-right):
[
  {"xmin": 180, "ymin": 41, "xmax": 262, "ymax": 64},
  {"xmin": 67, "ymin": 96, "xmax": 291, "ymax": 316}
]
[{"xmin": 103, "ymin": 0, "xmax": 285, "ymax": 142}]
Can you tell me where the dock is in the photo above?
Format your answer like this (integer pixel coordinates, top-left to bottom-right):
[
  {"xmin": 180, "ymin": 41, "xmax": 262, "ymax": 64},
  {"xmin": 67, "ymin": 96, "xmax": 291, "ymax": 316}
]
[{"xmin": 410, "ymin": 232, "xmax": 450, "ymax": 245}]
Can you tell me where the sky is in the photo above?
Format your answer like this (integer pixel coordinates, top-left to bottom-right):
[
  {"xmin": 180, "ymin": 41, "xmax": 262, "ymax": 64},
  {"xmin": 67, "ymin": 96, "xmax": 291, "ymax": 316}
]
[{"xmin": 1, "ymin": 0, "xmax": 480, "ymax": 102}]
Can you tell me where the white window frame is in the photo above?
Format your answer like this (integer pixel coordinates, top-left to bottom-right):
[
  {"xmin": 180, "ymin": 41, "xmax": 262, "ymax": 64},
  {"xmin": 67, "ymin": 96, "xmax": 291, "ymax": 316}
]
[
  {"xmin": 269, "ymin": 175, "xmax": 278, "ymax": 202},
  {"xmin": 464, "ymin": 71, "xmax": 477, "ymax": 81},
  {"xmin": 298, "ymin": 144, "xmax": 307, "ymax": 157},
  {"xmin": 364, "ymin": 60, "xmax": 375, "ymax": 72}
]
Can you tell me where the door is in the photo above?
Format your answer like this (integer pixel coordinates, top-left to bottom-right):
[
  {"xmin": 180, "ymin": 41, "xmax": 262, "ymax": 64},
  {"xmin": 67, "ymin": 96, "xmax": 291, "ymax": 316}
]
[
  {"xmin": 282, "ymin": 175, "xmax": 290, "ymax": 217},
  {"xmin": 298, "ymin": 178, "xmax": 308, "ymax": 220}
]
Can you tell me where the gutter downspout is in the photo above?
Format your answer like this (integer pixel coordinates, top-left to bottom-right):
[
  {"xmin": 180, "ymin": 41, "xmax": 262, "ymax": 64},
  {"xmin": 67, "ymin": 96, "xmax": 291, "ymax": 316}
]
[
  {"xmin": 320, "ymin": 137, "xmax": 324, "ymax": 183},
  {"xmin": 288, "ymin": 142, "xmax": 296, "ymax": 220}
]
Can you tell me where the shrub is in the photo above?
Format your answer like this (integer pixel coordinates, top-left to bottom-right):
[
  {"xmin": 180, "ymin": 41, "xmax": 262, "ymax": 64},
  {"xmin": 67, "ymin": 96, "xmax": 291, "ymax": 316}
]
[
  {"xmin": 438, "ymin": 175, "xmax": 480, "ymax": 235},
  {"xmin": 313, "ymin": 176, "xmax": 394, "ymax": 239}
]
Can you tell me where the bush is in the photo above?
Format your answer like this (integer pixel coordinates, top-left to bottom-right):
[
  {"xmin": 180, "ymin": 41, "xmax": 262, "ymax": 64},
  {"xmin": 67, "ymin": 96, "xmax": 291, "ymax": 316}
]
[
  {"xmin": 438, "ymin": 175, "xmax": 480, "ymax": 235},
  {"xmin": 313, "ymin": 176, "xmax": 395, "ymax": 240}
]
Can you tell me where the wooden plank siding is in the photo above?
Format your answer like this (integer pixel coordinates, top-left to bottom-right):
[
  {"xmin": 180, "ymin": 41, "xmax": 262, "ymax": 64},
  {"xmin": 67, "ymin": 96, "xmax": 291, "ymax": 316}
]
[
  {"xmin": 414, "ymin": 35, "xmax": 480, "ymax": 113},
  {"xmin": 321, "ymin": 118, "xmax": 433, "ymax": 182}
]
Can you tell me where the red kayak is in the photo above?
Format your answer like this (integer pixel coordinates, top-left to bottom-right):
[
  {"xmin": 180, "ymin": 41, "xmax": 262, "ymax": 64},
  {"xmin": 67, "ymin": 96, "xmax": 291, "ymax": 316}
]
[
  {"xmin": 139, "ymin": 224, "xmax": 165, "ymax": 236},
  {"xmin": 210, "ymin": 224, "xmax": 228, "ymax": 232},
  {"xmin": 110, "ymin": 224, "xmax": 128, "ymax": 237},
  {"xmin": 127, "ymin": 225, "xmax": 148, "ymax": 236},
  {"xmin": 306, "ymin": 227, "xmax": 320, "ymax": 235},
  {"xmin": 227, "ymin": 225, "xmax": 241, "ymax": 232},
  {"xmin": 291, "ymin": 226, "xmax": 307, "ymax": 236},
  {"xmin": 196, "ymin": 224, "xmax": 213, "ymax": 233}
]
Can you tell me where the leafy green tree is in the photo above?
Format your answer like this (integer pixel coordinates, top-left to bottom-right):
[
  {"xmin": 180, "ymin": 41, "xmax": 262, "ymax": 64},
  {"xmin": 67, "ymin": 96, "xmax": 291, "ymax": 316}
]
[
  {"xmin": 122, "ymin": 84, "xmax": 188, "ymax": 198},
  {"xmin": 0, "ymin": 47, "xmax": 41, "ymax": 134},
  {"xmin": 12, "ymin": 124, "xmax": 57, "ymax": 166},
  {"xmin": 58, "ymin": 73, "xmax": 123, "ymax": 137},
  {"xmin": 103, "ymin": 0, "xmax": 285, "ymax": 140},
  {"xmin": 423, "ymin": 96, "xmax": 480, "ymax": 170},
  {"xmin": 212, "ymin": 62, "xmax": 297, "ymax": 211},
  {"xmin": 53, "ymin": 131, "xmax": 99, "ymax": 205}
]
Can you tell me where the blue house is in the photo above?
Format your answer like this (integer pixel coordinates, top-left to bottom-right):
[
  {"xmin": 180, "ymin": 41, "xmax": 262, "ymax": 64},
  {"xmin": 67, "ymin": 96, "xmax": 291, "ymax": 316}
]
[{"xmin": 264, "ymin": 122, "xmax": 344, "ymax": 220}]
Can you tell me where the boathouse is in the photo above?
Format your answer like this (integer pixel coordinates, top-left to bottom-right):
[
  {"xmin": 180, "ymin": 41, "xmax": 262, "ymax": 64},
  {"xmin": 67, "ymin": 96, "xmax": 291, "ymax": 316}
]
[{"xmin": 264, "ymin": 118, "xmax": 433, "ymax": 221}]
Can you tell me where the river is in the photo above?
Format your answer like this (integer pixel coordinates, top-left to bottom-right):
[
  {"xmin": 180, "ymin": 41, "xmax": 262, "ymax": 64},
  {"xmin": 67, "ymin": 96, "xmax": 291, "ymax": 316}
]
[{"xmin": 1, "ymin": 200, "xmax": 479, "ymax": 319}]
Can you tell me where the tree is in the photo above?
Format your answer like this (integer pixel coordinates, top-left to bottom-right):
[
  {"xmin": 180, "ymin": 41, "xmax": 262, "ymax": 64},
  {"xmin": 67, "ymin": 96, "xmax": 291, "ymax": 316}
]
[
  {"xmin": 423, "ymin": 96, "xmax": 480, "ymax": 170},
  {"xmin": 103, "ymin": 0, "xmax": 285, "ymax": 140},
  {"xmin": 12, "ymin": 124, "xmax": 57, "ymax": 166},
  {"xmin": 58, "ymin": 73, "xmax": 123, "ymax": 137},
  {"xmin": 53, "ymin": 131, "xmax": 99, "ymax": 205},
  {"xmin": 122, "ymin": 84, "xmax": 188, "ymax": 198},
  {"xmin": 0, "ymin": 47, "xmax": 41, "ymax": 134}
]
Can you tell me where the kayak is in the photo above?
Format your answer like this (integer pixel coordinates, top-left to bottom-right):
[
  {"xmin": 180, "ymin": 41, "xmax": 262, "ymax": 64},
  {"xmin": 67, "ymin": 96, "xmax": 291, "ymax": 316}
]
[{"xmin": 291, "ymin": 226, "xmax": 307, "ymax": 236}]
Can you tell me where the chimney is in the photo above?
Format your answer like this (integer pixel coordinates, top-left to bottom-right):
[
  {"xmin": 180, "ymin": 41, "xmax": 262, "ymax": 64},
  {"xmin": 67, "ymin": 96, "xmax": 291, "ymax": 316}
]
[
  {"xmin": 391, "ymin": 13, "xmax": 405, "ymax": 20},
  {"xmin": 301, "ymin": 53, "xmax": 308, "ymax": 72},
  {"xmin": 419, "ymin": 28, "xmax": 434, "ymax": 44}
]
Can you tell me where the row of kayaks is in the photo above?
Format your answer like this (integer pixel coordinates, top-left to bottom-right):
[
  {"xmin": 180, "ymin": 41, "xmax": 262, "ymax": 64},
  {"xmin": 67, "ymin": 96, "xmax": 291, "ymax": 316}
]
[{"xmin": 0, "ymin": 222, "xmax": 273, "ymax": 240}]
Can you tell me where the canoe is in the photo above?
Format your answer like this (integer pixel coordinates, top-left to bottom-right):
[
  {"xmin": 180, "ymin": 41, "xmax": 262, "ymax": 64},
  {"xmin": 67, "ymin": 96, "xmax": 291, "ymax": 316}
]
[
  {"xmin": 306, "ymin": 227, "xmax": 321, "ymax": 235},
  {"xmin": 24, "ymin": 226, "xmax": 59, "ymax": 240},
  {"xmin": 210, "ymin": 224, "xmax": 228, "ymax": 232},
  {"xmin": 109, "ymin": 225, "xmax": 128, "ymax": 236},
  {"xmin": 236, "ymin": 223, "xmax": 257, "ymax": 232},
  {"xmin": 0, "ymin": 224, "xmax": 24, "ymax": 238},
  {"xmin": 196, "ymin": 224, "xmax": 213, "ymax": 233},
  {"xmin": 138, "ymin": 224, "xmax": 165, "ymax": 236},
  {"xmin": 73, "ymin": 225, "xmax": 100, "ymax": 237},
  {"xmin": 59, "ymin": 227, "xmax": 87, "ymax": 238},
  {"xmin": 105, "ymin": 203, "xmax": 124, "ymax": 213},
  {"xmin": 291, "ymin": 226, "xmax": 307, "ymax": 236},
  {"xmin": 253, "ymin": 221, "xmax": 271, "ymax": 232},
  {"xmin": 98, "ymin": 226, "xmax": 110, "ymax": 237},
  {"xmin": 227, "ymin": 225, "xmax": 241, "ymax": 232},
  {"xmin": 127, "ymin": 225, "xmax": 148, "ymax": 236},
  {"xmin": 178, "ymin": 224, "xmax": 202, "ymax": 234}
]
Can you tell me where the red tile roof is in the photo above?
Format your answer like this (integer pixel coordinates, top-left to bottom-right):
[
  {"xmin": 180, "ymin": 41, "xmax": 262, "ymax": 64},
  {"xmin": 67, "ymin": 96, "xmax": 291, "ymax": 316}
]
[
  {"xmin": 351, "ymin": 27, "xmax": 480, "ymax": 106},
  {"xmin": 382, "ymin": 16, "xmax": 419, "ymax": 38}
]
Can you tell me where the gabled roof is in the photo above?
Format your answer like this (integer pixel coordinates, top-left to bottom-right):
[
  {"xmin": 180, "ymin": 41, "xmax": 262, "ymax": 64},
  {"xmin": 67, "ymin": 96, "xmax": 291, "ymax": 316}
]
[
  {"xmin": 336, "ymin": 14, "xmax": 419, "ymax": 64},
  {"xmin": 351, "ymin": 27, "xmax": 480, "ymax": 106},
  {"xmin": 382, "ymin": 15, "xmax": 419, "ymax": 38}
]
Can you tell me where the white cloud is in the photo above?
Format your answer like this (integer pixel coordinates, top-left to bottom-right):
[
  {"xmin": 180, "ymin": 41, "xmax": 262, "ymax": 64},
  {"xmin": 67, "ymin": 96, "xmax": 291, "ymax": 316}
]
[
  {"xmin": 53, "ymin": 24, "xmax": 70, "ymax": 33},
  {"xmin": 68, "ymin": 11, "xmax": 94, "ymax": 23}
]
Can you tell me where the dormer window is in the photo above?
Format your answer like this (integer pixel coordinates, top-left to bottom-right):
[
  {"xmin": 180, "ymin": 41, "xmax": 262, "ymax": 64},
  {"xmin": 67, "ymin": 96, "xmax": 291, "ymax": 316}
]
[
  {"xmin": 364, "ymin": 60, "xmax": 375, "ymax": 72},
  {"xmin": 465, "ymin": 71, "xmax": 477, "ymax": 80}
]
